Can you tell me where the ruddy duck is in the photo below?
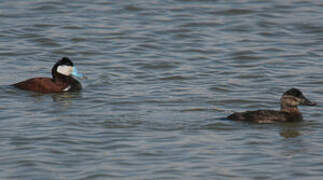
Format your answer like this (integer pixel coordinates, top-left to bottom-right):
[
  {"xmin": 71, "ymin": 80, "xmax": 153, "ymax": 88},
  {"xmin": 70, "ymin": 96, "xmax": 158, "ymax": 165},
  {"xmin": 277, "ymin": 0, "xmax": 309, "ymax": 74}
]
[
  {"xmin": 13, "ymin": 57, "xmax": 84, "ymax": 93},
  {"xmin": 227, "ymin": 88, "xmax": 316, "ymax": 123}
]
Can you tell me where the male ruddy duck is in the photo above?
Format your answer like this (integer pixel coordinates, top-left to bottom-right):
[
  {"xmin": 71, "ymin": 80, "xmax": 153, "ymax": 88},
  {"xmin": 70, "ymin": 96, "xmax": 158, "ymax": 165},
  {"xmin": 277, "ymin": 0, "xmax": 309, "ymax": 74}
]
[
  {"xmin": 13, "ymin": 57, "xmax": 84, "ymax": 93},
  {"xmin": 227, "ymin": 88, "xmax": 316, "ymax": 123}
]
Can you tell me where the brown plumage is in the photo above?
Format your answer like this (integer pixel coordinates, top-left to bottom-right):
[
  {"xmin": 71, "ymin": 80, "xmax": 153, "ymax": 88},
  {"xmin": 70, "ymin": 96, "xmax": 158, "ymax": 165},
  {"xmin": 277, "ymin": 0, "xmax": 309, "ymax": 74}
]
[
  {"xmin": 227, "ymin": 88, "xmax": 316, "ymax": 123},
  {"xmin": 13, "ymin": 57, "xmax": 82, "ymax": 93}
]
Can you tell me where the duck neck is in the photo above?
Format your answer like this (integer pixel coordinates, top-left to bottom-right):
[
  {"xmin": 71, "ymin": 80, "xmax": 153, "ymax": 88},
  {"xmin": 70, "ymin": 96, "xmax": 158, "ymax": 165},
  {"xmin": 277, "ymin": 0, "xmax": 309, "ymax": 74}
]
[
  {"xmin": 52, "ymin": 72, "xmax": 81, "ymax": 91},
  {"xmin": 53, "ymin": 73, "xmax": 74, "ymax": 83},
  {"xmin": 280, "ymin": 104, "xmax": 300, "ymax": 113}
]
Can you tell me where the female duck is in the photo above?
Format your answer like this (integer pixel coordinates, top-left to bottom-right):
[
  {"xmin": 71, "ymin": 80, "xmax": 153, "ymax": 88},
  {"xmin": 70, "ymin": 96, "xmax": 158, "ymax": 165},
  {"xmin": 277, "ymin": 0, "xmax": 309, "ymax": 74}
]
[
  {"xmin": 13, "ymin": 57, "xmax": 84, "ymax": 93},
  {"xmin": 227, "ymin": 88, "xmax": 316, "ymax": 123}
]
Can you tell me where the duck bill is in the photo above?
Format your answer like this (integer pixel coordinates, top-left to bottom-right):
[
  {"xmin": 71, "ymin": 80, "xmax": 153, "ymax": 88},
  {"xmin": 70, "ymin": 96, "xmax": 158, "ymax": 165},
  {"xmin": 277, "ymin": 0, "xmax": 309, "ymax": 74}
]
[
  {"xmin": 71, "ymin": 67, "xmax": 85, "ymax": 79},
  {"xmin": 302, "ymin": 97, "xmax": 316, "ymax": 106}
]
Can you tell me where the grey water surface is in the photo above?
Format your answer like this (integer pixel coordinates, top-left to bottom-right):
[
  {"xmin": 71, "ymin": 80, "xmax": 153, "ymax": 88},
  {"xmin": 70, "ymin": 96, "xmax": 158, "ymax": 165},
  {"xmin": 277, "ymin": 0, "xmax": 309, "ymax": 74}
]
[{"xmin": 1, "ymin": 0, "xmax": 323, "ymax": 179}]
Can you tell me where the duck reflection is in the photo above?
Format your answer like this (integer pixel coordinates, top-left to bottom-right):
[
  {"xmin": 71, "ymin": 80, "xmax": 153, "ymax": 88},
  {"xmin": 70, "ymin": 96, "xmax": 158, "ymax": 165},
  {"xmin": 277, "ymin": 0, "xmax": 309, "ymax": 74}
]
[
  {"xmin": 280, "ymin": 128, "xmax": 301, "ymax": 138},
  {"xmin": 51, "ymin": 91, "xmax": 82, "ymax": 102}
]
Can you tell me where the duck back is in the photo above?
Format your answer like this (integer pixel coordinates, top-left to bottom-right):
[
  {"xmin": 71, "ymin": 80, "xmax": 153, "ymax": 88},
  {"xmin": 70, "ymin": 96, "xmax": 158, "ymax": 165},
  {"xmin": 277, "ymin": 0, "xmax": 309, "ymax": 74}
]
[
  {"xmin": 14, "ymin": 78, "xmax": 67, "ymax": 93},
  {"xmin": 227, "ymin": 110, "xmax": 302, "ymax": 123}
]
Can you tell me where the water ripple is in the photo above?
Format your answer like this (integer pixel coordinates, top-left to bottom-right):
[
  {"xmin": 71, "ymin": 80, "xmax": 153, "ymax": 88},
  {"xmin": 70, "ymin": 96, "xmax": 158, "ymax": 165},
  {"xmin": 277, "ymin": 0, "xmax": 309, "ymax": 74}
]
[{"xmin": 1, "ymin": 0, "xmax": 323, "ymax": 179}]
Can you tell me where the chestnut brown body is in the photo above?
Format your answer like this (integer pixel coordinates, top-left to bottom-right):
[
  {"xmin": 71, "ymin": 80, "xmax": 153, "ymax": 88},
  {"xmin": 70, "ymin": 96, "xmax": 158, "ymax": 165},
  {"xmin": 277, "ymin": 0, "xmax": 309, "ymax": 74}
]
[{"xmin": 13, "ymin": 57, "xmax": 82, "ymax": 93}]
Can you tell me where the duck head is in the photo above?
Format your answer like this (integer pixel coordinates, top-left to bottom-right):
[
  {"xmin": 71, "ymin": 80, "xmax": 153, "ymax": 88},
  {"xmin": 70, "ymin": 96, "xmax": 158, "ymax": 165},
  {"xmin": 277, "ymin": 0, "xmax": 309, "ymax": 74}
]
[
  {"xmin": 280, "ymin": 88, "xmax": 316, "ymax": 112},
  {"xmin": 52, "ymin": 57, "xmax": 84, "ymax": 80}
]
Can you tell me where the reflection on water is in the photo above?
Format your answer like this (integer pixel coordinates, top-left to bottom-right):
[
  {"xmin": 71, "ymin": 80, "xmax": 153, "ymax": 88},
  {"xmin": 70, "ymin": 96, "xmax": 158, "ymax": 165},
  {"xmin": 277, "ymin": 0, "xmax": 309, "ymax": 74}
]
[
  {"xmin": 51, "ymin": 91, "xmax": 82, "ymax": 103},
  {"xmin": 0, "ymin": 0, "xmax": 323, "ymax": 179},
  {"xmin": 279, "ymin": 133, "xmax": 307, "ymax": 160},
  {"xmin": 280, "ymin": 128, "xmax": 301, "ymax": 138}
]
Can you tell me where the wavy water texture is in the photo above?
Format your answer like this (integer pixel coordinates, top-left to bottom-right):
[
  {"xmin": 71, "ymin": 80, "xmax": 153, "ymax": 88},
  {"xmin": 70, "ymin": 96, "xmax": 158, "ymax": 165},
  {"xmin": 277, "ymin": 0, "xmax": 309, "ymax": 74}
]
[{"xmin": 0, "ymin": 0, "xmax": 323, "ymax": 179}]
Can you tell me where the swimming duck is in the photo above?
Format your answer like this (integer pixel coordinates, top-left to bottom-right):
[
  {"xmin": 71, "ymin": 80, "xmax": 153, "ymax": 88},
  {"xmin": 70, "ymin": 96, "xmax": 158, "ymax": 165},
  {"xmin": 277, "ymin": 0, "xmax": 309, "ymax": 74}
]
[
  {"xmin": 13, "ymin": 57, "xmax": 84, "ymax": 93},
  {"xmin": 227, "ymin": 88, "xmax": 316, "ymax": 123}
]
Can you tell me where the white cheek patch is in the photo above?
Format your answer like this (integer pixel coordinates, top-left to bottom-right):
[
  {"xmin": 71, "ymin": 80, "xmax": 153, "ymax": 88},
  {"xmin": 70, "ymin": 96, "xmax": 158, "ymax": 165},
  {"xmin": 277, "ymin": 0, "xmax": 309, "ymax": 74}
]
[{"xmin": 57, "ymin": 65, "xmax": 73, "ymax": 76}]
